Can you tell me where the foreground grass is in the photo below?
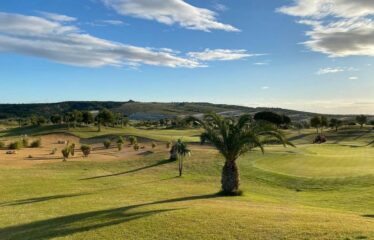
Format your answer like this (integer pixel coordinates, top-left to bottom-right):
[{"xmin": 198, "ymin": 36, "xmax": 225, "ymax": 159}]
[{"xmin": 0, "ymin": 139, "xmax": 373, "ymax": 239}]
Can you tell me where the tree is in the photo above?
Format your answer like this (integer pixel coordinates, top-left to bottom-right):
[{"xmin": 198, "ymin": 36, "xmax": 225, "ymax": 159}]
[
  {"xmin": 97, "ymin": 109, "xmax": 115, "ymax": 132},
  {"xmin": 170, "ymin": 139, "xmax": 191, "ymax": 177},
  {"xmin": 281, "ymin": 114, "xmax": 291, "ymax": 127},
  {"xmin": 82, "ymin": 111, "xmax": 94, "ymax": 125},
  {"xmin": 50, "ymin": 114, "xmax": 62, "ymax": 124},
  {"xmin": 189, "ymin": 113, "xmax": 293, "ymax": 195},
  {"xmin": 310, "ymin": 115, "xmax": 328, "ymax": 134},
  {"xmin": 72, "ymin": 110, "xmax": 83, "ymax": 128},
  {"xmin": 329, "ymin": 118, "xmax": 343, "ymax": 132},
  {"xmin": 356, "ymin": 115, "xmax": 367, "ymax": 128},
  {"xmin": 80, "ymin": 145, "xmax": 91, "ymax": 157},
  {"xmin": 254, "ymin": 111, "xmax": 283, "ymax": 127}
]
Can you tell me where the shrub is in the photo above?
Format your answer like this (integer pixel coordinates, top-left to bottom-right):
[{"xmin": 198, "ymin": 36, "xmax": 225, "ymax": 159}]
[
  {"xmin": 0, "ymin": 141, "xmax": 5, "ymax": 148},
  {"xmin": 166, "ymin": 142, "xmax": 171, "ymax": 149},
  {"xmin": 8, "ymin": 141, "xmax": 22, "ymax": 150},
  {"xmin": 128, "ymin": 136, "xmax": 137, "ymax": 145},
  {"xmin": 117, "ymin": 142, "xmax": 123, "ymax": 151},
  {"xmin": 152, "ymin": 142, "xmax": 157, "ymax": 149},
  {"xmin": 30, "ymin": 139, "xmax": 42, "ymax": 148},
  {"xmin": 313, "ymin": 135, "xmax": 327, "ymax": 144},
  {"xmin": 22, "ymin": 138, "xmax": 29, "ymax": 147},
  {"xmin": 117, "ymin": 136, "xmax": 125, "ymax": 144},
  {"xmin": 80, "ymin": 145, "xmax": 91, "ymax": 157},
  {"xmin": 69, "ymin": 143, "xmax": 76, "ymax": 156},
  {"xmin": 133, "ymin": 144, "xmax": 139, "ymax": 151},
  {"xmin": 61, "ymin": 147, "xmax": 71, "ymax": 161},
  {"xmin": 103, "ymin": 139, "xmax": 112, "ymax": 149},
  {"xmin": 50, "ymin": 148, "xmax": 57, "ymax": 155}
]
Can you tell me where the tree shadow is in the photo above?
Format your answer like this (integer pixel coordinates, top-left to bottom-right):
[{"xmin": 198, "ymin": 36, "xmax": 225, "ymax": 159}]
[
  {"xmin": 0, "ymin": 193, "xmax": 219, "ymax": 240},
  {"xmin": 80, "ymin": 159, "xmax": 175, "ymax": 180},
  {"xmin": 362, "ymin": 214, "xmax": 374, "ymax": 218},
  {"xmin": 0, "ymin": 193, "xmax": 90, "ymax": 207}
]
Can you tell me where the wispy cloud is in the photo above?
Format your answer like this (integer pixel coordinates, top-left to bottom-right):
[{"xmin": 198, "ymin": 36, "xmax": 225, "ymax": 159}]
[
  {"xmin": 254, "ymin": 62, "xmax": 269, "ymax": 66},
  {"xmin": 101, "ymin": 0, "xmax": 239, "ymax": 32},
  {"xmin": 316, "ymin": 66, "xmax": 358, "ymax": 75},
  {"xmin": 0, "ymin": 12, "xmax": 200, "ymax": 68},
  {"xmin": 278, "ymin": 0, "xmax": 374, "ymax": 57},
  {"xmin": 38, "ymin": 11, "xmax": 77, "ymax": 22},
  {"xmin": 188, "ymin": 49, "xmax": 263, "ymax": 61}
]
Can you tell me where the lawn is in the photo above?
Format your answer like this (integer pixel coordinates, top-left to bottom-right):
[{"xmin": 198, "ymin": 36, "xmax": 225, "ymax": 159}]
[{"xmin": 0, "ymin": 127, "xmax": 373, "ymax": 239}]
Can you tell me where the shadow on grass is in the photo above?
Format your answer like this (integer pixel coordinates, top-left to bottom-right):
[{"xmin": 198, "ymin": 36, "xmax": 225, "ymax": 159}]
[
  {"xmin": 80, "ymin": 159, "xmax": 175, "ymax": 180},
  {"xmin": 362, "ymin": 214, "xmax": 374, "ymax": 218},
  {"xmin": 0, "ymin": 193, "xmax": 89, "ymax": 207},
  {"xmin": 0, "ymin": 193, "xmax": 220, "ymax": 240}
]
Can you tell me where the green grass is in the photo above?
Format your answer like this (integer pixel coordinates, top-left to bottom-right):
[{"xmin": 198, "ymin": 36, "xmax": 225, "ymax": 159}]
[{"xmin": 0, "ymin": 127, "xmax": 373, "ymax": 239}]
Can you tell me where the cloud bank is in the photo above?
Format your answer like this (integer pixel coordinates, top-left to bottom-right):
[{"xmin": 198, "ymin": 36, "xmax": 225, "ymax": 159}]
[
  {"xmin": 101, "ymin": 0, "xmax": 239, "ymax": 32},
  {"xmin": 278, "ymin": 0, "xmax": 374, "ymax": 57}
]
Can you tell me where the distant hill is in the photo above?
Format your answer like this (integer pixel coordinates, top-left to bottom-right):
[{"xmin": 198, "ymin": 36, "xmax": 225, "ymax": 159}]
[{"xmin": 0, "ymin": 101, "xmax": 367, "ymax": 121}]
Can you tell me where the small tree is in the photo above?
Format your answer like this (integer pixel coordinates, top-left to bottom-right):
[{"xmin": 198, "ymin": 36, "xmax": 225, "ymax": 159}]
[
  {"xmin": 329, "ymin": 118, "xmax": 343, "ymax": 132},
  {"xmin": 22, "ymin": 137, "xmax": 29, "ymax": 148},
  {"xmin": 310, "ymin": 115, "xmax": 328, "ymax": 134},
  {"xmin": 166, "ymin": 141, "xmax": 171, "ymax": 149},
  {"xmin": 117, "ymin": 142, "xmax": 123, "ymax": 151},
  {"xmin": 61, "ymin": 147, "xmax": 71, "ymax": 161},
  {"xmin": 128, "ymin": 136, "xmax": 137, "ymax": 145},
  {"xmin": 80, "ymin": 145, "xmax": 91, "ymax": 157},
  {"xmin": 69, "ymin": 143, "xmax": 76, "ymax": 156},
  {"xmin": 152, "ymin": 142, "xmax": 157, "ymax": 149},
  {"xmin": 30, "ymin": 139, "xmax": 42, "ymax": 148},
  {"xmin": 171, "ymin": 139, "xmax": 191, "ymax": 177},
  {"xmin": 103, "ymin": 139, "xmax": 112, "ymax": 149},
  {"xmin": 133, "ymin": 143, "xmax": 139, "ymax": 151},
  {"xmin": 8, "ymin": 141, "xmax": 22, "ymax": 150},
  {"xmin": 356, "ymin": 115, "xmax": 367, "ymax": 128}
]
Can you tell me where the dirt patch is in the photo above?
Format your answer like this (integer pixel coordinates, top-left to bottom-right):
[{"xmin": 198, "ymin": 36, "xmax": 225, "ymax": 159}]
[{"xmin": 0, "ymin": 134, "xmax": 169, "ymax": 168}]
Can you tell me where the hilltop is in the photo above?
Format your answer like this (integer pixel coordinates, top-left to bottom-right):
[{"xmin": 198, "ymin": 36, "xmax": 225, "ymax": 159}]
[{"xmin": 0, "ymin": 101, "xmax": 364, "ymax": 121}]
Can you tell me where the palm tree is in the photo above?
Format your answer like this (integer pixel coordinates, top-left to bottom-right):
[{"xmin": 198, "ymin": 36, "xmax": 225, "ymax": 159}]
[
  {"xmin": 170, "ymin": 139, "xmax": 191, "ymax": 177},
  {"xmin": 189, "ymin": 113, "xmax": 293, "ymax": 195}
]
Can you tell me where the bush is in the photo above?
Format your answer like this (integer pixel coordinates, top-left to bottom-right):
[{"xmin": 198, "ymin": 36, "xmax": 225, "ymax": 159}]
[
  {"xmin": 22, "ymin": 138, "xmax": 29, "ymax": 147},
  {"xmin": 50, "ymin": 148, "xmax": 57, "ymax": 155},
  {"xmin": 117, "ymin": 142, "xmax": 123, "ymax": 151},
  {"xmin": 80, "ymin": 145, "xmax": 91, "ymax": 157},
  {"xmin": 117, "ymin": 136, "xmax": 125, "ymax": 144},
  {"xmin": 103, "ymin": 139, "xmax": 112, "ymax": 149},
  {"xmin": 166, "ymin": 142, "xmax": 171, "ymax": 149},
  {"xmin": 313, "ymin": 135, "xmax": 327, "ymax": 144},
  {"xmin": 0, "ymin": 141, "xmax": 5, "ymax": 148},
  {"xmin": 69, "ymin": 143, "xmax": 76, "ymax": 156},
  {"xmin": 133, "ymin": 144, "xmax": 139, "ymax": 151},
  {"xmin": 61, "ymin": 147, "xmax": 71, "ymax": 161},
  {"xmin": 8, "ymin": 141, "xmax": 22, "ymax": 150},
  {"xmin": 128, "ymin": 136, "xmax": 137, "ymax": 145},
  {"xmin": 30, "ymin": 139, "xmax": 42, "ymax": 148},
  {"xmin": 152, "ymin": 142, "xmax": 157, "ymax": 149}
]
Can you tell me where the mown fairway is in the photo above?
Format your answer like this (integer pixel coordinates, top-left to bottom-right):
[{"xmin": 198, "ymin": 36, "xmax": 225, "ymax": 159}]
[{"xmin": 0, "ymin": 126, "xmax": 373, "ymax": 239}]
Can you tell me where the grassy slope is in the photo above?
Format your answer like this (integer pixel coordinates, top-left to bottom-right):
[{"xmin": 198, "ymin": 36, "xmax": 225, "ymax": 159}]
[{"xmin": 0, "ymin": 127, "xmax": 373, "ymax": 239}]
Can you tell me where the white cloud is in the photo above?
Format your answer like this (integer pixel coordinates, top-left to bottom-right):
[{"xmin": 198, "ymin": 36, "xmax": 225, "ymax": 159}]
[
  {"xmin": 278, "ymin": 0, "xmax": 374, "ymax": 57},
  {"xmin": 213, "ymin": 3, "xmax": 228, "ymax": 12},
  {"xmin": 254, "ymin": 62, "xmax": 269, "ymax": 66},
  {"xmin": 0, "ymin": 12, "xmax": 200, "ymax": 68},
  {"xmin": 99, "ymin": 20, "xmax": 125, "ymax": 25},
  {"xmin": 317, "ymin": 67, "xmax": 345, "ymax": 75},
  {"xmin": 187, "ymin": 49, "xmax": 262, "ymax": 61},
  {"xmin": 101, "ymin": 0, "xmax": 239, "ymax": 32},
  {"xmin": 349, "ymin": 76, "xmax": 359, "ymax": 80},
  {"xmin": 39, "ymin": 11, "xmax": 77, "ymax": 22},
  {"xmin": 316, "ymin": 66, "xmax": 358, "ymax": 75},
  {"xmin": 261, "ymin": 86, "xmax": 269, "ymax": 90}
]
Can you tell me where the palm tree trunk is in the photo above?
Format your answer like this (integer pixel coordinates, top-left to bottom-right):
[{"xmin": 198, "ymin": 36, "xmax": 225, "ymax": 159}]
[{"xmin": 221, "ymin": 160, "xmax": 240, "ymax": 195}]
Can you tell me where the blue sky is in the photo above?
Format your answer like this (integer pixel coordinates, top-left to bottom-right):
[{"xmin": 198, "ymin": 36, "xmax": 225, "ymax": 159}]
[{"xmin": 0, "ymin": 0, "xmax": 373, "ymax": 114}]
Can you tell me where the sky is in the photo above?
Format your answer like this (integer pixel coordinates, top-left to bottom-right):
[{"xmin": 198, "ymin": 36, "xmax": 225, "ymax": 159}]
[{"xmin": 0, "ymin": 0, "xmax": 373, "ymax": 114}]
